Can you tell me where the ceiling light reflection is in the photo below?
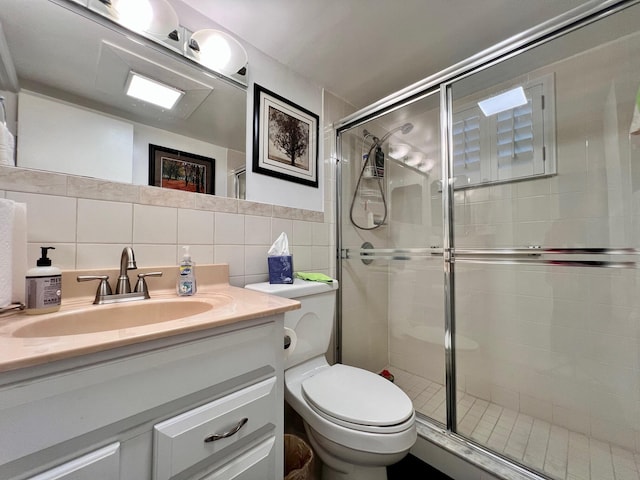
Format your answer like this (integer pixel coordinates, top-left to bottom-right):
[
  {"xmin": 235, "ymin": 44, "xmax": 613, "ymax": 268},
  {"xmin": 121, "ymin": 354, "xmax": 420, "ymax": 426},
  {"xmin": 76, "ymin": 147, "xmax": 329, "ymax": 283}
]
[
  {"xmin": 106, "ymin": 0, "xmax": 179, "ymax": 37},
  {"xmin": 189, "ymin": 29, "xmax": 248, "ymax": 75},
  {"xmin": 405, "ymin": 152, "xmax": 423, "ymax": 167},
  {"xmin": 389, "ymin": 143, "xmax": 410, "ymax": 160},
  {"xmin": 125, "ymin": 71, "xmax": 184, "ymax": 109},
  {"xmin": 478, "ymin": 86, "xmax": 527, "ymax": 117}
]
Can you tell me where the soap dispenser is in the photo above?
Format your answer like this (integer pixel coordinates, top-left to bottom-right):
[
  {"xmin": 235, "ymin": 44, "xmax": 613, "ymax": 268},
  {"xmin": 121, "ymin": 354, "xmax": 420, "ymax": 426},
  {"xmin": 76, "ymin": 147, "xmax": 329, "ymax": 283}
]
[
  {"xmin": 176, "ymin": 246, "xmax": 197, "ymax": 296},
  {"xmin": 25, "ymin": 246, "xmax": 62, "ymax": 314}
]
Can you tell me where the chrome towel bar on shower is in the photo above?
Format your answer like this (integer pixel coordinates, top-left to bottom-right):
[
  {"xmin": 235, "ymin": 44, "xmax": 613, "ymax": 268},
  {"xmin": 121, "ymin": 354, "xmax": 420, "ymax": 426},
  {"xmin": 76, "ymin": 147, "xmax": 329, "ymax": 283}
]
[{"xmin": 346, "ymin": 246, "xmax": 640, "ymax": 268}]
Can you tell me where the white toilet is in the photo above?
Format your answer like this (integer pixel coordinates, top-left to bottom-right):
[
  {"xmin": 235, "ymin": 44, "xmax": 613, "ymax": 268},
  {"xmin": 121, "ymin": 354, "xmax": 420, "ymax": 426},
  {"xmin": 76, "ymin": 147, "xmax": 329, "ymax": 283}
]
[{"xmin": 245, "ymin": 279, "xmax": 416, "ymax": 480}]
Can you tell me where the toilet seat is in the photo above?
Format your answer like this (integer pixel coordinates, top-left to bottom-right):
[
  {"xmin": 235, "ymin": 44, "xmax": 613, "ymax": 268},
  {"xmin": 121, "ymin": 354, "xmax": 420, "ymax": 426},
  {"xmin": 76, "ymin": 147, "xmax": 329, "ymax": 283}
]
[{"xmin": 301, "ymin": 364, "xmax": 414, "ymax": 434}]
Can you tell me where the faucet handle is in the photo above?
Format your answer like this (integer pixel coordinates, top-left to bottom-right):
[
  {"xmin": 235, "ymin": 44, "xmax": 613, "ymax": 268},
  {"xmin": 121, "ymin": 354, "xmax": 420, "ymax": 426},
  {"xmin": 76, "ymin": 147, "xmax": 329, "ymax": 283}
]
[
  {"xmin": 77, "ymin": 275, "xmax": 113, "ymax": 304},
  {"xmin": 134, "ymin": 271, "xmax": 163, "ymax": 298}
]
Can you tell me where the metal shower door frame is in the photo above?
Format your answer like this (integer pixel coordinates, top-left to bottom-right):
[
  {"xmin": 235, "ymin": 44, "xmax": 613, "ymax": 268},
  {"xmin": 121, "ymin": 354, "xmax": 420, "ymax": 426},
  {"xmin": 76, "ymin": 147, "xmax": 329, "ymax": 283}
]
[{"xmin": 335, "ymin": 0, "xmax": 639, "ymax": 435}]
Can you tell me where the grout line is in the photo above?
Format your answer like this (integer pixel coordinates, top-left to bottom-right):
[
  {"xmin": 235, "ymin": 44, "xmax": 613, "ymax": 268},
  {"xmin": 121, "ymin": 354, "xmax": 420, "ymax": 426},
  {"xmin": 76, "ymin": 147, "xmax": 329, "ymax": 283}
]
[{"xmin": 388, "ymin": 364, "xmax": 639, "ymax": 480}]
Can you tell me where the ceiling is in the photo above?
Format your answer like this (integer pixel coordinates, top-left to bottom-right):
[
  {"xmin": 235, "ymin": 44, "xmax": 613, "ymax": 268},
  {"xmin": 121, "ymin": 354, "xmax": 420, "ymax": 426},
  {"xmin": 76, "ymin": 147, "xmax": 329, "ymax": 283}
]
[{"xmin": 181, "ymin": 0, "xmax": 596, "ymax": 110}]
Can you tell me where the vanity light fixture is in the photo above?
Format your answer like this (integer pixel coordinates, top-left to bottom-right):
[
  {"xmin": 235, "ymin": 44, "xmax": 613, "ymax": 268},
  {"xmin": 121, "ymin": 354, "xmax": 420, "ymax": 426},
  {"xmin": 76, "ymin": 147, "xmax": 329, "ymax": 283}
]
[
  {"xmin": 125, "ymin": 71, "xmax": 184, "ymax": 109},
  {"xmin": 478, "ymin": 86, "xmax": 527, "ymax": 116},
  {"xmin": 188, "ymin": 29, "xmax": 248, "ymax": 76},
  {"xmin": 98, "ymin": 0, "xmax": 179, "ymax": 38}
]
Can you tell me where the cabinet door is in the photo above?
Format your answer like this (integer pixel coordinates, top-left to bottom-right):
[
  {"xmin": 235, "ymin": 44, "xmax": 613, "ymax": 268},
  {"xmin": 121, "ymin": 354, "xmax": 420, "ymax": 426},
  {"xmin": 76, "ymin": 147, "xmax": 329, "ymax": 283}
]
[
  {"xmin": 26, "ymin": 443, "xmax": 120, "ymax": 480},
  {"xmin": 198, "ymin": 436, "xmax": 275, "ymax": 480}
]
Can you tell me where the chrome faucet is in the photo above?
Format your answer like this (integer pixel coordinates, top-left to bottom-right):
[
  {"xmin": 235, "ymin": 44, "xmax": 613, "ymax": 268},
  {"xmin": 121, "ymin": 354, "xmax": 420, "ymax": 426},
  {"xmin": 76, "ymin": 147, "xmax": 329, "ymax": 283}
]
[
  {"xmin": 115, "ymin": 246, "xmax": 137, "ymax": 294},
  {"xmin": 77, "ymin": 247, "xmax": 163, "ymax": 304}
]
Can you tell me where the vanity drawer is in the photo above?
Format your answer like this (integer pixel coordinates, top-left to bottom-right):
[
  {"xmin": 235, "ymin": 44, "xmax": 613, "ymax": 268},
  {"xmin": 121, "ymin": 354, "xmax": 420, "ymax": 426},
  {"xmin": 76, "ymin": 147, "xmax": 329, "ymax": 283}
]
[
  {"xmin": 26, "ymin": 443, "xmax": 120, "ymax": 480},
  {"xmin": 198, "ymin": 435, "xmax": 275, "ymax": 480},
  {"xmin": 153, "ymin": 377, "xmax": 277, "ymax": 480}
]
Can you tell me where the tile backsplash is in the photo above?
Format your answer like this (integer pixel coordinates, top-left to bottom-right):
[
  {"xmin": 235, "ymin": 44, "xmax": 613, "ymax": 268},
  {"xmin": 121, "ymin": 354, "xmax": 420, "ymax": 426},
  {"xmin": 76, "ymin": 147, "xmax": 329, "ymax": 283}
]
[{"xmin": 0, "ymin": 165, "xmax": 330, "ymax": 287}]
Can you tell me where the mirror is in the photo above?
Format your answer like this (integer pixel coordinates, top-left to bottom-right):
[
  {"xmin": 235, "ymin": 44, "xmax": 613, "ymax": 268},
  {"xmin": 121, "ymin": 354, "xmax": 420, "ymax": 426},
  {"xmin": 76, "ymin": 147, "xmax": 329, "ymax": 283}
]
[{"xmin": 0, "ymin": 0, "xmax": 247, "ymax": 198}]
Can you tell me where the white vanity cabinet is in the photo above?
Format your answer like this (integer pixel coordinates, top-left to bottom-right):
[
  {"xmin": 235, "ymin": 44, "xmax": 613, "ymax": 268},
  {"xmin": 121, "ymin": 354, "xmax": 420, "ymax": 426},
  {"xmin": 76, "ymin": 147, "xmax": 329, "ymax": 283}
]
[
  {"xmin": 25, "ymin": 444, "xmax": 121, "ymax": 480},
  {"xmin": 0, "ymin": 315, "xmax": 284, "ymax": 480}
]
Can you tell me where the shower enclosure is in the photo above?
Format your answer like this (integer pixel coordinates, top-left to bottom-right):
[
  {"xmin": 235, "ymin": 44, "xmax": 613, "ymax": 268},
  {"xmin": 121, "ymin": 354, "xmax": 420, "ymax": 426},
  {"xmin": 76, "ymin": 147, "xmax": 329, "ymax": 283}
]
[{"xmin": 336, "ymin": 2, "xmax": 640, "ymax": 479}]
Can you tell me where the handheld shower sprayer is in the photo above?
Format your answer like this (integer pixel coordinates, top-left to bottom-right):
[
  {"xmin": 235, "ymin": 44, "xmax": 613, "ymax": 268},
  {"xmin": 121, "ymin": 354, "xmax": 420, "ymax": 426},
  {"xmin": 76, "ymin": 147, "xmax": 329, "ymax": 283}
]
[
  {"xmin": 363, "ymin": 123, "xmax": 413, "ymax": 147},
  {"xmin": 350, "ymin": 122, "xmax": 415, "ymax": 231}
]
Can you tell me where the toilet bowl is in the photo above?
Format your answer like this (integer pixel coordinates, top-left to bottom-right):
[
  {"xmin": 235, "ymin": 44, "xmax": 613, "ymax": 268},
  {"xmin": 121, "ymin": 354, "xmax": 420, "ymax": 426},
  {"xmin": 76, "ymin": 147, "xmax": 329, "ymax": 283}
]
[{"xmin": 245, "ymin": 279, "xmax": 416, "ymax": 480}]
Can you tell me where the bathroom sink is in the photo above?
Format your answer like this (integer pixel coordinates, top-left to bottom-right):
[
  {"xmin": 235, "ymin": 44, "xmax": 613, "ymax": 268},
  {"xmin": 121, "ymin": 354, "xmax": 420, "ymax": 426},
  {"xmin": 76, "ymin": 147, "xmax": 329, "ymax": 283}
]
[{"xmin": 12, "ymin": 299, "xmax": 216, "ymax": 338}]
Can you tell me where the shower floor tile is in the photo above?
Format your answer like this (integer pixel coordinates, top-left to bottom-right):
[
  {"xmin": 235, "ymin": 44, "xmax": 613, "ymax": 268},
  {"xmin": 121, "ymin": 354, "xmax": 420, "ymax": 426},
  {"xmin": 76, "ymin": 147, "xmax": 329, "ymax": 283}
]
[{"xmin": 387, "ymin": 365, "xmax": 640, "ymax": 480}]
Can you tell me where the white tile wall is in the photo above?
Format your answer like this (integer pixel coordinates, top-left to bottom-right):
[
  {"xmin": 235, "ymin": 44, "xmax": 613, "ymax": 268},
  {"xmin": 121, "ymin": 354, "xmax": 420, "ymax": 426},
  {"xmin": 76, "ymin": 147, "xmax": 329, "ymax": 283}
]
[
  {"xmin": 177, "ymin": 209, "xmax": 214, "ymax": 245},
  {"xmin": 7, "ymin": 192, "xmax": 77, "ymax": 243},
  {"xmin": 214, "ymin": 212, "xmax": 245, "ymax": 245},
  {"xmin": 77, "ymin": 199, "xmax": 132, "ymax": 243},
  {"xmin": 1, "ymin": 146, "xmax": 332, "ymax": 287},
  {"xmin": 244, "ymin": 215, "xmax": 271, "ymax": 245},
  {"xmin": 76, "ymin": 243, "xmax": 129, "ymax": 269},
  {"xmin": 271, "ymin": 217, "xmax": 293, "ymax": 242},
  {"xmin": 5, "ymin": 189, "xmax": 332, "ymax": 285},
  {"xmin": 133, "ymin": 204, "xmax": 177, "ymax": 244}
]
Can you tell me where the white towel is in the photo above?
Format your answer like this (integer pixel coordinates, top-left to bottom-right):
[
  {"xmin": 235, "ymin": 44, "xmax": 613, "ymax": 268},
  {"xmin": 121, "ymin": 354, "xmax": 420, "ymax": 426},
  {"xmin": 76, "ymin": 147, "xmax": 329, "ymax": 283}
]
[
  {"xmin": 11, "ymin": 202, "xmax": 27, "ymax": 305},
  {"xmin": 0, "ymin": 199, "xmax": 15, "ymax": 307},
  {"xmin": 0, "ymin": 123, "xmax": 15, "ymax": 166}
]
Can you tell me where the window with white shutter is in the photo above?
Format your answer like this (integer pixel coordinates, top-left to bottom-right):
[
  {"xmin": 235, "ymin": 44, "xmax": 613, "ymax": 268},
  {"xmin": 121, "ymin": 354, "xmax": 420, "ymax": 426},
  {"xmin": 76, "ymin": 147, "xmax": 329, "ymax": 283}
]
[
  {"xmin": 453, "ymin": 107, "xmax": 487, "ymax": 186},
  {"xmin": 452, "ymin": 74, "xmax": 555, "ymax": 188}
]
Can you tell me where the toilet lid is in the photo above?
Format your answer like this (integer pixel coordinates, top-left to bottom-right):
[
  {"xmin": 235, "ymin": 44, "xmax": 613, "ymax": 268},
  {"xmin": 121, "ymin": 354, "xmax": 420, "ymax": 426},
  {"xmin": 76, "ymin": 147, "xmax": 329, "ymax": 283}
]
[{"xmin": 301, "ymin": 364, "xmax": 413, "ymax": 429}]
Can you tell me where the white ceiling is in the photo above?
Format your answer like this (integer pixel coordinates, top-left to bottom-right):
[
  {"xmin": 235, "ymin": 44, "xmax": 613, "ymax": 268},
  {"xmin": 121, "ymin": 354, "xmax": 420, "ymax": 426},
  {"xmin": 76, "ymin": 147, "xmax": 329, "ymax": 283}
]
[{"xmin": 180, "ymin": 0, "xmax": 595, "ymax": 109}]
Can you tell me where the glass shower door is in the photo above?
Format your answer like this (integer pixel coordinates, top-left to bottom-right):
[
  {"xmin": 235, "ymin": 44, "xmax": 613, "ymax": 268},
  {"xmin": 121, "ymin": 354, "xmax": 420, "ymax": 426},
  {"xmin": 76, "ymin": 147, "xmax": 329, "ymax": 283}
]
[
  {"xmin": 447, "ymin": 4, "xmax": 640, "ymax": 479},
  {"xmin": 338, "ymin": 90, "xmax": 448, "ymax": 425}
]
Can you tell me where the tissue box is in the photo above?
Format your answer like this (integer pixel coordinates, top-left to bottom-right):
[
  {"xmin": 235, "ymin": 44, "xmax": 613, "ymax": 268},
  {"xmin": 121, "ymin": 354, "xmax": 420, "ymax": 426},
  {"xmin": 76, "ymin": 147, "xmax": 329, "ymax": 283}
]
[{"xmin": 268, "ymin": 255, "xmax": 293, "ymax": 284}]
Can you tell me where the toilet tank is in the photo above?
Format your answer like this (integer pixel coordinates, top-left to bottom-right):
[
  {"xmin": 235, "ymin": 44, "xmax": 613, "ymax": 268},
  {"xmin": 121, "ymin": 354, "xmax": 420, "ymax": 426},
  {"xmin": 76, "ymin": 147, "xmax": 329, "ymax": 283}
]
[{"xmin": 245, "ymin": 279, "xmax": 338, "ymax": 369}]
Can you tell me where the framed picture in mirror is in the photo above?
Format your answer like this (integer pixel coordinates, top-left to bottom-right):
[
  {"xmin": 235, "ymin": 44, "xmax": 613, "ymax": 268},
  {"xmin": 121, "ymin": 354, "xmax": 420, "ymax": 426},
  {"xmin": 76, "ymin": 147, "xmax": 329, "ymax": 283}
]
[
  {"xmin": 149, "ymin": 144, "xmax": 215, "ymax": 195},
  {"xmin": 252, "ymin": 84, "xmax": 319, "ymax": 188}
]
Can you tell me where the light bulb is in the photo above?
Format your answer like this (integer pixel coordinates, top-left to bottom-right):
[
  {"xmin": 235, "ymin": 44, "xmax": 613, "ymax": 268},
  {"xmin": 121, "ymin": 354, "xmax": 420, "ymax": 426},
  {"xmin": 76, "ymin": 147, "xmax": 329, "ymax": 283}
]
[
  {"xmin": 113, "ymin": 0, "xmax": 153, "ymax": 33},
  {"xmin": 199, "ymin": 34, "xmax": 231, "ymax": 70},
  {"xmin": 190, "ymin": 29, "xmax": 247, "ymax": 75}
]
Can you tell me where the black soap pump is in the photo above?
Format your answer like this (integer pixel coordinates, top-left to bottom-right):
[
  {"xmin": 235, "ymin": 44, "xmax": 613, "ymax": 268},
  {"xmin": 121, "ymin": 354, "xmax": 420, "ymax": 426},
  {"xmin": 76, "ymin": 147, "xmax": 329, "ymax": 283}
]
[{"xmin": 25, "ymin": 246, "xmax": 62, "ymax": 314}]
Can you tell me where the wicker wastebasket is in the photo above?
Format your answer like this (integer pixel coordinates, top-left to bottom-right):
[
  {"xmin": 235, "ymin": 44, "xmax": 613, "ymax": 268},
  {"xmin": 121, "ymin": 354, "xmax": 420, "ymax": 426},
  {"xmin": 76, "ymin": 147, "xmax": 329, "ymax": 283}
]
[{"xmin": 284, "ymin": 434, "xmax": 314, "ymax": 480}]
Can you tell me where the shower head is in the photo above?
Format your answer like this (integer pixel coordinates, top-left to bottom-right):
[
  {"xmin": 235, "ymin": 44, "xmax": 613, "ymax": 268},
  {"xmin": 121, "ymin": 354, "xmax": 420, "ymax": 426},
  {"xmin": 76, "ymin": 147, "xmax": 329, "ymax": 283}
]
[
  {"xmin": 378, "ymin": 122, "xmax": 414, "ymax": 145},
  {"xmin": 400, "ymin": 122, "xmax": 414, "ymax": 134}
]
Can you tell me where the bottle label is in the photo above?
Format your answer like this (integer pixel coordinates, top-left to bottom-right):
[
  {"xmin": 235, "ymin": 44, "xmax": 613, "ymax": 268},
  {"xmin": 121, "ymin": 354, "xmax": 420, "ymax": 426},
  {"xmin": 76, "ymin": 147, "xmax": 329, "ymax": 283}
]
[
  {"xmin": 178, "ymin": 281, "xmax": 193, "ymax": 295},
  {"xmin": 26, "ymin": 275, "xmax": 62, "ymax": 309},
  {"xmin": 180, "ymin": 265, "xmax": 192, "ymax": 276}
]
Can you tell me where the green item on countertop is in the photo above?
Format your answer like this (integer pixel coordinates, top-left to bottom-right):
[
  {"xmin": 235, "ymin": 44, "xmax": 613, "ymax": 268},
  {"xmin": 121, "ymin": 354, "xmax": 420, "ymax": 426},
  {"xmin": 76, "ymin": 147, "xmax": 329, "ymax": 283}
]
[{"xmin": 294, "ymin": 272, "xmax": 334, "ymax": 283}]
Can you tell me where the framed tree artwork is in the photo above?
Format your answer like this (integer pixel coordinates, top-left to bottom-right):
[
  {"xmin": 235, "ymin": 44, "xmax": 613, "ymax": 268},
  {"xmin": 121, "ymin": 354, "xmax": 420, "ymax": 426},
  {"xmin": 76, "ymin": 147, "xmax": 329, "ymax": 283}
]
[
  {"xmin": 149, "ymin": 144, "xmax": 215, "ymax": 195},
  {"xmin": 252, "ymin": 83, "xmax": 319, "ymax": 187}
]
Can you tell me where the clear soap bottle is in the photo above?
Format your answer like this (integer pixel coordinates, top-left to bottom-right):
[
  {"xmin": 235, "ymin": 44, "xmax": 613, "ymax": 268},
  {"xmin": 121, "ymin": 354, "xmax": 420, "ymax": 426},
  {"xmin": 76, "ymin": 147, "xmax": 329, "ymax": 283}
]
[{"xmin": 176, "ymin": 246, "xmax": 197, "ymax": 296}]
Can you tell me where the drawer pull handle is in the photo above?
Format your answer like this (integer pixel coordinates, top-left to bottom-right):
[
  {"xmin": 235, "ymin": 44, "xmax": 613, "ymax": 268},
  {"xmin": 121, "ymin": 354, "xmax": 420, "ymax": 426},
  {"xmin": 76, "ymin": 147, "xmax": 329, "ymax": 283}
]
[{"xmin": 204, "ymin": 417, "xmax": 248, "ymax": 443}]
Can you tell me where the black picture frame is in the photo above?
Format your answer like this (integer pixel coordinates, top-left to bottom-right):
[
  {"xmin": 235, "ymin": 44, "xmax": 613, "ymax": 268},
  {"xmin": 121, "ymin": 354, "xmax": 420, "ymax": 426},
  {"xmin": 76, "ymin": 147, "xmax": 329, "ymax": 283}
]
[
  {"xmin": 252, "ymin": 83, "xmax": 319, "ymax": 188},
  {"xmin": 149, "ymin": 144, "xmax": 215, "ymax": 195}
]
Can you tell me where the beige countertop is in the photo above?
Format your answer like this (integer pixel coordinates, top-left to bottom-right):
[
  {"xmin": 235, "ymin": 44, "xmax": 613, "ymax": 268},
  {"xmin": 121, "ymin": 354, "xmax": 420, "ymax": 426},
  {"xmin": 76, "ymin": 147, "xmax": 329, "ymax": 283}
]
[{"xmin": 0, "ymin": 264, "xmax": 299, "ymax": 373}]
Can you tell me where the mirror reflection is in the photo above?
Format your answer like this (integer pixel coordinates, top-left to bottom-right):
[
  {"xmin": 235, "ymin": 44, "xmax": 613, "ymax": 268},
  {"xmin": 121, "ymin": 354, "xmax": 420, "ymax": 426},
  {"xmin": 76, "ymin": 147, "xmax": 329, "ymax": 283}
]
[{"xmin": 0, "ymin": 0, "xmax": 247, "ymax": 198}]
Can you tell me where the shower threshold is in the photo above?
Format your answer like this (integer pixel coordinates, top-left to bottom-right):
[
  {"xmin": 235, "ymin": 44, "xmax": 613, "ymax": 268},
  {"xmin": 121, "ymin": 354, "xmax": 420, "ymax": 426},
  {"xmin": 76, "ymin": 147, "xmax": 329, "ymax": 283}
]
[{"xmin": 388, "ymin": 366, "xmax": 640, "ymax": 480}]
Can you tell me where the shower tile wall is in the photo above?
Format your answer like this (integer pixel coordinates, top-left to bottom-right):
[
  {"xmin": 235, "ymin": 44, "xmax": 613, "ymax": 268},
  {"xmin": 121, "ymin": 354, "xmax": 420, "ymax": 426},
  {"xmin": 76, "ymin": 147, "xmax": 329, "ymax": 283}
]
[
  {"xmin": 385, "ymin": 27, "xmax": 640, "ymax": 456},
  {"xmin": 454, "ymin": 30, "xmax": 640, "ymax": 454},
  {"xmin": 341, "ymin": 203, "xmax": 391, "ymax": 373},
  {"xmin": 340, "ymin": 121, "xmax": 392, "ymax": 373}
]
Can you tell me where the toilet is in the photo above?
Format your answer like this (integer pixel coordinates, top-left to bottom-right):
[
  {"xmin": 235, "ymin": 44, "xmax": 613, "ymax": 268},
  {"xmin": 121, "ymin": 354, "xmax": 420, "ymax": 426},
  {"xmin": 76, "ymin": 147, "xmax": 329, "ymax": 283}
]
[{"xmin": 245, "ymin": 278, "xmax": 416, "ymax": 480}]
